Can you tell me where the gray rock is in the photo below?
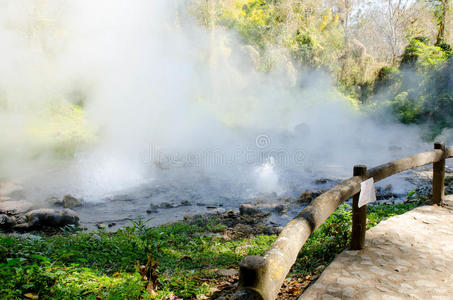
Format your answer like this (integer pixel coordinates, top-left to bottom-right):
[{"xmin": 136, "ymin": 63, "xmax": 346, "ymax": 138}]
[
  {"xmin": 216, "ymin": 269, "xmax": 239, "ymax": 277},
  {"xmin": 14, "ymin": 208, "xmax": 79, "ymax": 230},
  {"xmin": 272, "ymin": 226, "xmax": 283, "ymax": 234},
  {"xmin": 179, "ymin": 200, "xmax": 191, "ymax": 206},
  {"xmin": 298, "ymin": 190, "xmax": 325, "ymax": 203},
  {"xmin": 0, "ymin": 200, "xmax": 33, "ymax": 215},
  {"xmin": 62, "ymin": 194, "xmax": 82, "ymax": 208},
  {"xmin": 148, "ymin": 204, "xmax": 159, "ymax": 213},
  {"xmin": 272, "ymin": 204, "xmax": 287, "ymax": 214},
  {"xmin": 46, "ymin": 196, "xmax": 61, "ymax": 206},
  {"xmin": 15, "ymin": 215, "xmax": 27, "ymax": 224},
  {"xmin": 239, "ymin": 203, "xmax": 263, "ymax": 216},
  {"xmin": 0, "ymin": 214, "xmax": 16, "ymax": 227},
  {"xmin": 158, "ymin": 202, "xmax": 175, "ymax": 209}
]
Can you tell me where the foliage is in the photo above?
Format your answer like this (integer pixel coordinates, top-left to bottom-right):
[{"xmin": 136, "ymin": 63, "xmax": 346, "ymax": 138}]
[
  {"xmin": 189, "ymin": 0, "xmax": 345, "ymax": 75},
  {"xmin": 366, "ymin": 37, "xmax": 453, "ymax": 138},
  {"xmin": 401, "ymin": 38, "xmax": 451, "ymax": 69},
  {"xmin": 25, "ymin": 101, "xmax": 94, "ymax": 159},
  {"xmin": 0, "ymin": 197, "xmax": 425, "ymax": 299},
  {"xmin": 293, "ymin": 204, "xmax": 352, "ymax": 274}
]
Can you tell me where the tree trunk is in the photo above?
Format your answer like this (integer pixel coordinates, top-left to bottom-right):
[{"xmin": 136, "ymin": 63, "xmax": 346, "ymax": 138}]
[{"xmin": 436, "ymin": 0, "xmax": 449, "ymax": 45}]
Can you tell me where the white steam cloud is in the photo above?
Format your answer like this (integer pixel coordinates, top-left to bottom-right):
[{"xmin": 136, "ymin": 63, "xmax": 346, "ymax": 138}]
[{"xmin": 0, "ymin": 0, "xmax": 426, "ymax": 203}]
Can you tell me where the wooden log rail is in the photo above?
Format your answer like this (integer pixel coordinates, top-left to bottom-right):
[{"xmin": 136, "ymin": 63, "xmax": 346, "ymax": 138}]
[{"xmin": 234, "ymin": 143, "xmax": 453, "ymax": 300}]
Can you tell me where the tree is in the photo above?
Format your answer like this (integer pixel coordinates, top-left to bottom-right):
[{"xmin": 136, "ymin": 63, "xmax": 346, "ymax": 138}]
[{"xmin": 429, "ymin": 0, "xmax": 450, "ymax": 45}]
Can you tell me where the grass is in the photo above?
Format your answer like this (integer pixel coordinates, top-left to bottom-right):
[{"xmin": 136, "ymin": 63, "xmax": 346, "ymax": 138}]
[{"xmin": 0, "ymin": 198, "xmax": 424, "ymax": 299}]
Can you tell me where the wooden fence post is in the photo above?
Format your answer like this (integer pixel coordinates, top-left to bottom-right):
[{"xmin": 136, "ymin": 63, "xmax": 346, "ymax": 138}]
[
  {"xmin": 433, "ymin": 142, "xmax": 445, "ymax": 205},
  {"xmin": 351, "ymin": 165, "xmax": 367, "ymax": 250}
]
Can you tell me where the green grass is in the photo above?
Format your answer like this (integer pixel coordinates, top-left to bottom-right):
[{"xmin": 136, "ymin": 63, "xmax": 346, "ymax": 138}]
[{"xmin": 0, "ymin": 199, "xmax": 424, "ymax": 299}]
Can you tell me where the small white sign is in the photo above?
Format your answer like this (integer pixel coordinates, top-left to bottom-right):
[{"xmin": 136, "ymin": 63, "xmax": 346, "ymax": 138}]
[{"xmin": 359, "ymin": 178, "xmax": 377, "ymax": 208}]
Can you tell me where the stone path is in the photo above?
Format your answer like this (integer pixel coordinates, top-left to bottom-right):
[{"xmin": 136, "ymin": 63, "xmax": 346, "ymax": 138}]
[{"xmin": 299, "ymin": 198, "xmax": 453, "ymax": 300}]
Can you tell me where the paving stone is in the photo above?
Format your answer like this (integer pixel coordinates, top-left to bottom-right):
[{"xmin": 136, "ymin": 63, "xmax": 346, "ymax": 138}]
[
  {"xmin": 336, "ymin": 277, "xmax": 358, "ymax": 285},
  {"xmin": 369, "ymin": 266, "xmax": 391, "ymax": 276},
  {"xmin": 381, "ymin": 294, "xmax": 406, "ymax": 300},
  {"xmin": 326, "ymin": 286, "xmax": 341, "ymax": 293},
  {"xmin": 342, "ymin": 287, "xmax": 356, "ymax": 298},
  {"xmin": 299, "ymin": 203, "xmax": 453, "ymax": 300},
  {"xmin": 375, "ymin": 285, "xmax": 392, "ymax": 293},
  {"xmin": 321, "ymin": 295, "xmax": 341, "ymax": 300}
]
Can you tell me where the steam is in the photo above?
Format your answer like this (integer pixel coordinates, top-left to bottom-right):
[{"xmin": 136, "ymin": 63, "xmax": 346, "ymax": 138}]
[
  {"xmin": 0, "ymin": 0, "xmax": 427, "ymax": 202},
  {"xmin": 254, "ymin": 156, "xmax": 284, "ymax": 196}
]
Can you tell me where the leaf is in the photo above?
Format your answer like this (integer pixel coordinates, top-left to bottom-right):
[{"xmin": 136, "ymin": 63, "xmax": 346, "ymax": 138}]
[
  {"xmin": 24, "ymin": 293, "xmax": 39, "ymax": 299},
  {"xmin": 30, "ymin": 254, "xmax": 51, "ymax": 264}
]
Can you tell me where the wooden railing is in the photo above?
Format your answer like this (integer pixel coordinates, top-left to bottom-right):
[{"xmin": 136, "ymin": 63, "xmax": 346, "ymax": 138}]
[{"xmin": 234, "ymin": 142, "xmax": 452, "ymax": 300}]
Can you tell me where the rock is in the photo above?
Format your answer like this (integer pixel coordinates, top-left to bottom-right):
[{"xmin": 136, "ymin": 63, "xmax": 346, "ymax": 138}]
[
  {"xmin": 0, "ymin": 214, "xmax": 16, "ymax": 227},
  {"xmin": 315, "ymin": 178, "xmax": 329, "ymax": 184},
  {"xmin": 239, "ymin": 204, "xmax": 263, "ymax": 216},
  {"xmin": 13, "ymin": 208, "xmax": 79, "ymax": 230},
  {"xmin": 234, "ymin": 224, "xmax": 253, "ymax": 234},
  {"xmin": 62, "ymin": 194, "xmax": 82, "ymax": 208},
  {"xmin": 46, "ymin": 196, "xmax": 61, "ymax": 206},
  {"xmin": 180, "ymin": 200, "xmax": 191, "ymax": 206},
  {"xmin": 272, "ymin": 226, "xmax": 283, "ymax": 234},
  {"xmin": 272, "ymin": 204, "xmax": 287, "ymax": 214},
  {"xmin": 147, "ymin": 204, "xmax": 159, "ymax": 214},
  {"xmin": 314, "ymin": 178, "xmax": 339, "ymax": 185},
  {"xmin": 0, "ymin": 200, "xmax": 33, "ymax": 215},
  {"xmin": 185, "ymin": 214, "xmax": 207, "ymax": 226},
  {"xmin": 298, "ymin": 190, "xmax": 325, "ymax": 203},
  {"xmin": 96, "ymin": 223, "xmax": 106, "ymax": 229},
  {"xmin": 158, "ymin": 202, "xmax": 175, "ymax": 209},
  {"xmin": 15, "ymin": 215, "xmax": 27, "ymax": 224},
  {"xmin": 183, "ymin": 214, "xmax": 194, "ymax": 221},
  {"xmin": 264, "ymin": 226, "xmax": 282, "ymax": 235},
  {"xmin": 216, "ymin": 269, "xmax": 239, "ymax": 277},
  {"xmin": 315, "ymin": 265, "xmax": 326, "ymax": 272}
]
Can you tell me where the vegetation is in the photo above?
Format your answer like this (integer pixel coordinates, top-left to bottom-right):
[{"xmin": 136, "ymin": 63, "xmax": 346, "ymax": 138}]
[
  {"xmin": 189, "ymin": 0, "xmax": 453, "ymax": 138},
  {"xmin": 0, "ymin": 198, "xmax": 424, "ymax": 299},
  {"xmin": 366, "ymin": 38, "xmax": 453, "ymax": 138}
]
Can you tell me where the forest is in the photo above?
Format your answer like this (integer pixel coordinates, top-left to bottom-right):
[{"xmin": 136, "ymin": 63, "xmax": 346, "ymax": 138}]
[{"xmin": 191, "ymin": 0, "xmax": 452, "ymax": 138}]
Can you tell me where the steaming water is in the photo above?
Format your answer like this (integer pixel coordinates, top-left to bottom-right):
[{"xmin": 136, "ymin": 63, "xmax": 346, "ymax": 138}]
[
  {"xmin": 254, "ymin": 156, "xmax": 284, "ymax": 196},
  {"xmin": 0, "ymin": 1, "xmax": 431, "ymax": 228}
]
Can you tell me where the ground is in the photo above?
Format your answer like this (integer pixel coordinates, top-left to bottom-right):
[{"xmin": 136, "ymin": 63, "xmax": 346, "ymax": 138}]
[
  {"xmin": 300, "ymin": 198, "xmax": 453, "ymax": 300},
  {"xmin": 0, "ymin": 195, "xmax": 426, "ymax": 299}
]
